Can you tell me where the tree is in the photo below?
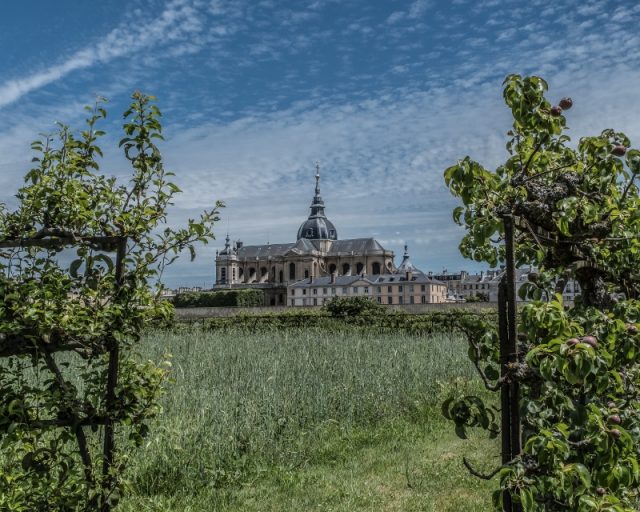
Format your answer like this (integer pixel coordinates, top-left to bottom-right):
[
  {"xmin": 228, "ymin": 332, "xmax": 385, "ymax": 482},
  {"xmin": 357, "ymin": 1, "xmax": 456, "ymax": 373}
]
[
  {"xmin": 0, "ymin": 92, "xmax": 221, "ymax": 510},
  {"xmin": 443, "ymin": 75, "xmax": 640, "ymax": 510}
]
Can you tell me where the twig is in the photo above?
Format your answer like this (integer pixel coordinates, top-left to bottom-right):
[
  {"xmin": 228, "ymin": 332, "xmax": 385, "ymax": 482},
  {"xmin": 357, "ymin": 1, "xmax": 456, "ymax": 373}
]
[{"xmin": 463, "ymin": 457, "xmax": 503, "ymax": 480}]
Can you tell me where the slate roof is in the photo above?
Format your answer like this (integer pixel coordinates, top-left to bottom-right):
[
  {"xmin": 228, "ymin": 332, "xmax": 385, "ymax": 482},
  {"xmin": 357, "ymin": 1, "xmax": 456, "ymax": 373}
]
[
  {"xmin": 326, "ymin": 238, "xmax": 387, "ymax": 255},
  {"xmin": 235, "ymin": 243, "xmax": 295, "ymax": 259},
  {"xmin": 289, "ymin": 272, "xmax": 445, "ymax": 288}
]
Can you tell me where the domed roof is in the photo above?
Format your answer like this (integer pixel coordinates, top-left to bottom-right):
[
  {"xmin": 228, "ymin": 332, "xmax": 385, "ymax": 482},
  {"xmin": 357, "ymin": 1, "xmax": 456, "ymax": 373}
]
[
  {"xmin": 297, "ymin": 164, "xmax": 338, "ymax": 241},
  {"xmin": 297, "ymin": 216, "xmax": 337, "ymax": 240}
]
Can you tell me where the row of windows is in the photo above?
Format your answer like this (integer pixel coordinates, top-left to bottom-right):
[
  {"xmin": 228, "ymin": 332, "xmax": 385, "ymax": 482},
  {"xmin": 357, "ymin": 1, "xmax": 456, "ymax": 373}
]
[
  {"xmin": 293, "ymin": 295, "xmax": 434, "ymax": 306},
  {"xmin": 291, "ymin": 284, "xmax": 434, "ymax": 296}
]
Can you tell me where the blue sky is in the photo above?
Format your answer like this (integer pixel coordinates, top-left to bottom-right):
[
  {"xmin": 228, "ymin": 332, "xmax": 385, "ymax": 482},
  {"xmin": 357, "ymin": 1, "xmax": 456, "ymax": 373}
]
[{"xmin": 1, "ymin": 0, "xmax": 639, "ymax": 288}]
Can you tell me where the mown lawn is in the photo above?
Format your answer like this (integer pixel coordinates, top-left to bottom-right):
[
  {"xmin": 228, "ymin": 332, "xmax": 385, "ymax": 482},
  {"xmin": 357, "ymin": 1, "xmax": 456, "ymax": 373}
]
[{"xmin": 119, "ymin": 327, "xmax": 498, "ymax": 511}]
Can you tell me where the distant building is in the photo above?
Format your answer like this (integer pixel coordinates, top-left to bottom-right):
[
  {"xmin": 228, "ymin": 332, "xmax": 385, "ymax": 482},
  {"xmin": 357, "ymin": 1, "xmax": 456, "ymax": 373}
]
[
  {"xmin": 215, "ymin": 165, "xmax": 396, "ymax": 306},
  {"xmin": 434, "ymin": 267, "xmax": 581, "ymax": 303},
  {"xmin": 288, "ymin": 246, "xmax": 447, "ymax": 306}
]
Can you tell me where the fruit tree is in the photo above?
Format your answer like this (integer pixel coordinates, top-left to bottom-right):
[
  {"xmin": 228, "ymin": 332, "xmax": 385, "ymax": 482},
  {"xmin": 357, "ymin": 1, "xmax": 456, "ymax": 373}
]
[{"xmin": 443, "ymin": 75, "xmax": 640, "ymax": 511}]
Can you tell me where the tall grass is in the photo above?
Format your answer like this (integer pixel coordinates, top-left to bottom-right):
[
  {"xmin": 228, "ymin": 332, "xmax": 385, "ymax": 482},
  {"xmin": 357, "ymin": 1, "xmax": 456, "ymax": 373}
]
[{"xmin": 125, "ymin": 327, "xmax": 483, "ymax": 500}]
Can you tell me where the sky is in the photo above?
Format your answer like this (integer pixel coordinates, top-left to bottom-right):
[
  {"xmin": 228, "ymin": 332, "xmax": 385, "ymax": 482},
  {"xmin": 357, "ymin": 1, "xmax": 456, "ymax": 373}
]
[{"xmin": 1, "ymin": 0, "xmax": 639, "ymax": 288}]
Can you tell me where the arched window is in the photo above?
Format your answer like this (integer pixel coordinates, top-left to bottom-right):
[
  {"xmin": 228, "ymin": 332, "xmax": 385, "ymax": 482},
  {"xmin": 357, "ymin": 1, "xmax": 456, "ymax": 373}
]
[
  {"xmin": 279, "ymin": 270, "xmax": 283, "ymax": 283},
  {"xmin": 329, "ymin": 263, "xmax": 337, "ymax": 274},
  {"xmin": 239, "ymin": 268, "xmax": 244, "ymax": 278},
  {"xmin": 271, "ymin": 266, "xmax": 276, "ymax": 281},
  {"xmin": 249, "ymin": 267, "xmax": 256, "ymax": 281},
  {"xmin": 356, "ymin": 262, "xmax": 364, "ymax": 274},
  {"xmin": 304, "ymin": 269, "xmax": 309, "ymax": 279},
  {"xmin": 289, "ymin": 262, "xmax": 296, "ymax": 280},
  {"xmin": 261, "ymin": 267, "xmax": 267, "ymax": 277},
  {"xmin": 372, "ymin": 262, "xmax": 381, "ymax": 275},
  {"xmin": 342, "ymin": 263, "xmax": 350, "ymax": 275}
]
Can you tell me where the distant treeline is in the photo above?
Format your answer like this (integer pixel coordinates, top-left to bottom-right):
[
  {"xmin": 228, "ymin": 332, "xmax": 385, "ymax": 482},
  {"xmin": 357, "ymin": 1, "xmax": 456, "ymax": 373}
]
[{"xmin": 173, "ymin": 289, "xmax": 264, "ymax": 308}]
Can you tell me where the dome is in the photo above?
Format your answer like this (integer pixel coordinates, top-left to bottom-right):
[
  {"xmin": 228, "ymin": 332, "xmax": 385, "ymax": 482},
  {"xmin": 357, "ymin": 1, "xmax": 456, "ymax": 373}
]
[
  {"xmin": 297, "ymin": 164, "xmax": 338, "ymax": 241},
  {"xmin": 297, "ymin": 216, "xmax": 338, "ymax": 240}
]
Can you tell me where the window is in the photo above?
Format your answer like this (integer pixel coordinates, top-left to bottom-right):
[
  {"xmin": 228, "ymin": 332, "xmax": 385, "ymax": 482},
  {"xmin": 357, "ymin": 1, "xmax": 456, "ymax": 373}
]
[
  {"xmin": 342, "ymin": 287, "xmax": 348, "ymax": 294},
  {"xmin": 421, "ymin": 284, "xmax": 426, "ymax": 292},
  {"xmin": 303, "ymin": 289, "xmax": 307, "ymax": 295},
  {"xmin": 377, "ymin": 286, "xmax": 381, "ymax": 293},
  {"xmin": 220, "ymin": 268, "xmax": 226, "ymax": 281},
  {"xmin": 323, "ymin": 288, "xmax": 327, "ymax": 294},
  {"xmin": 329, "ymin": 230, "xmax": 335, "ymax": 237},
  {"xmin": 291, "ymin": 299, "xmax": 295, "ymax": 306},
  {"xmin": 279, "ymin": 270, "xmax": 283, "ymax": 283},
  {"xmin": 291, "ymin": 289, "xmax": 295, "ymax": 295},
  {"xmin": 353, "ymin": 287, "xmax": 358, "ymax": 294},
  {"xmin": 331, "ymin": 288, "xmax": 337, "ymax": 294},
  {"xmin": 289, "ymin": 263, "xmax": 296, "ymax": 280},
  {"xmin": 307, "ymin": 228, "xmax": 313, "ymax": 236},
  {"xmin": 364, "ymin": 287, "xmax": 369, "ymax": 294},
  {"xmin": 313, "ymin": 298, "xmax": 318, "ymax": 306},
  {"xmin": 421, "ymin": 295, "xmax": 426, "ymax": 304},
  {"xmin": 410, "ymin": 296, "xmax": 414, "ymax": 304},
  {"xmin": 356, "ymin": 262, "xmax": 364, "ymax": 274},
  {"xmin": 232, "ymin": 268, "xmax": 236, "ymax": 280},
  {"xmin": 329, "ymin": 263, "xmax": 337, "ymax": 274},
  {"xmin": 342, "ymin": 263, "xmax": 350, "ymax": 275},
  {"xmin": 388, "ymin": 285, "xmax": 392, "ymax": 293},
  {"xmin": 304, "ymin": 269, "xmax": 309, "ymax": 278},
  {"xmin": 377, "ymin": 296, "xmax": 382, "ymax": 303},
  {"xmin": 372, "ymin": 262, "xmax": 381, "ymax": 275},
  {"xmin": 399, "ymin": 297, "xmax": 403, "ymax": 304},
  {"xmin": 388, "ymin": 296, "xmax": 393, "ymax": 305},
  {"xmin": 313, "ymin": 288, "xmax": 318, "ymax": 295},
  {"xmin": 399, "ymin": 285, "xmax": 403, "ymax": 292}
]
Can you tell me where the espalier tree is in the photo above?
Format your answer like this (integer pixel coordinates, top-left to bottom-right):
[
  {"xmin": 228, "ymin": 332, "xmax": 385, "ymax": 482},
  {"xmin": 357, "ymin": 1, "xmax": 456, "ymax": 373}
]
[
  {"xmin": 442, "ymin": 75, "xmax": 640, "ymax": 510},
  {"xmin": 0, "ymin": 93, "xmax": 220, "ymax": 510}
]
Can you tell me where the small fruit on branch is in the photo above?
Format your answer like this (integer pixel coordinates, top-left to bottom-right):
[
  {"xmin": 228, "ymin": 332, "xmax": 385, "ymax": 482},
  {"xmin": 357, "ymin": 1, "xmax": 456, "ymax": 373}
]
[
  {"xmin": 608, "ymin": 414, "xmax": 622, "ymax": 425},
  {"xmin": 566, "ymin": 338, "xmax": 580, "ymax": 347},
  {"xmin": 550, "ymin": 106, "xmax": 563, "ymax": 117},
  {"xmin": 582, "ymin": 335, "xmax": 598, "ymax": 348},
  {"xmin": 626, "ymin": 323, "xmax": 638, "ymax": 335},
  {"xmin": 612, "ymin": 145, "xmax": 627, "ymax": 157},
  {"xmin": 609, "ymin": 428, "xmax": 621, "ymax": 439},
  {"xmin": 559, "ymin": 97, "xmax": 573, "ymax": 110}
]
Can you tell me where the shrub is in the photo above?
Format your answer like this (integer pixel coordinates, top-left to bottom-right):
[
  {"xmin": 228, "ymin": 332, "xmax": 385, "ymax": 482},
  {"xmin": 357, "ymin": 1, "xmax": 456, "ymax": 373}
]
[
  {"xmin": 173, "ymin": 289, "xmax": 264, "ymax": 307},
  {"xmin": 323, "ymin": 296, "xmax": 386, "ymax": 317}
]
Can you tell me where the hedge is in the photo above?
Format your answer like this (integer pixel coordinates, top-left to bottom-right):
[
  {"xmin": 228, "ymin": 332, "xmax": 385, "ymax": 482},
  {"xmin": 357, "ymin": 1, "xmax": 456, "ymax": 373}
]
[{"xmin": 173, "ymin": 289, "xmax": 264, "ymax": 308}]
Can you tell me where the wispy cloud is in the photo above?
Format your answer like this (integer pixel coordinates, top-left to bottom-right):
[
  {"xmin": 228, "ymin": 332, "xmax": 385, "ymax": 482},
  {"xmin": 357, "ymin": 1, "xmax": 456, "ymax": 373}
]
[{"xmin": 0, "ymin": 0, "xmax": 205, "ymax": 109}]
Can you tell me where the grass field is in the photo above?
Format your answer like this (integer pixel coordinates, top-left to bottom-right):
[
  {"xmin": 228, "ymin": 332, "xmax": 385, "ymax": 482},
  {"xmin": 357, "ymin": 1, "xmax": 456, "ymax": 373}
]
[{"xmin": 118, "ymin": 327, "xmax": 499, "ymax": 511}]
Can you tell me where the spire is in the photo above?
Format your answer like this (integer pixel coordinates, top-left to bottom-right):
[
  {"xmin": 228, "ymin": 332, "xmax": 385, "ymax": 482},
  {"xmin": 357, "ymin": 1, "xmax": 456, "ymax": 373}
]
[{"xmin": 296, "ymin": 162, "xmax": 338, "ymax": 240}]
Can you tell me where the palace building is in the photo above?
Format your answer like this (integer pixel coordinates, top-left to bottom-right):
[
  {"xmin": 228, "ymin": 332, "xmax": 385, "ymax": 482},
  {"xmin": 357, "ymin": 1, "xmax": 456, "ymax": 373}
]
[{"xmin": 214, "ymin": 165, "xmax": 445, "ymax": 306}]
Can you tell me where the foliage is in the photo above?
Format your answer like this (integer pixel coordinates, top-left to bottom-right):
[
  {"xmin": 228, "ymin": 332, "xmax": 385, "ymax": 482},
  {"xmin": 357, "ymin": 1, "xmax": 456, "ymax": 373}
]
[
  {"xmin": 185, "ymin": 308, "xmax": 498, "ymax": 335},
  {"xmin": 443, "ymin": 74, "xmax": 640, "ymax": 510},
  {"xmin": 173, "ymin": 288, "xmax": 264, "ymax": 308},
  {"xmin": 0, "ymin": 93, "xmax": 220, "ymax": 510},
  {"xmin": 323, "ymin": 296, "xmax": 385, "ymax": 318}
]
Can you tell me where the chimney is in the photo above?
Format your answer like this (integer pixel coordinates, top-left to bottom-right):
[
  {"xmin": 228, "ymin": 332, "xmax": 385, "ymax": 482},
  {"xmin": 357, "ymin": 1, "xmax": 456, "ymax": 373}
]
[
  {"xmin": 330, "ymin": 272, "xmax": 336, "ymax": 284},
  {"xmin": 406, "ymin": 270, "xmax": 413, "ymax": 281}
]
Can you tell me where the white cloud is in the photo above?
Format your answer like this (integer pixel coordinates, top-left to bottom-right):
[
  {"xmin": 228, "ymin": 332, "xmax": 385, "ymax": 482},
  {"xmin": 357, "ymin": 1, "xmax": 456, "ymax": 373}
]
[{"xmin": 0, "ymin": 0, "xmax": 206, "ymax": 109}]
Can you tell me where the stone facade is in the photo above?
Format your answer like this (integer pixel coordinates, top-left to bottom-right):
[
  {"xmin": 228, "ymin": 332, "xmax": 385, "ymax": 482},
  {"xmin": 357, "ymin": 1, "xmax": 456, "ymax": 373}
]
[{"xmin": 215, "ymin": 167, "xmax": 396, "ymax": 305}]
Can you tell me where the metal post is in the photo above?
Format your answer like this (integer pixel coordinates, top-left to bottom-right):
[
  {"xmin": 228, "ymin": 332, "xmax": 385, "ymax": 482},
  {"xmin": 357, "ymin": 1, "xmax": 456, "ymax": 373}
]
[
  {"xmin": 503, "ymin": 214, "xmax": 522, "ymax": 512},
  {"xmin": 498, "ymin": 279, "xmax": 513, "ymax": 512},
  {"xmin": 102, "ymin": 237, "xmax": 127, "ymax": 512}
]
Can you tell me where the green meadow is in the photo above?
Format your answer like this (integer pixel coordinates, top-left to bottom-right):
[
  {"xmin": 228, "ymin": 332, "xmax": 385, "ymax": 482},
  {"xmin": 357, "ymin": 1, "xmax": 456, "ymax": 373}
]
[{"xmin": 120, "ymin": 327, "xmax": 498, "ymax": 511}]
